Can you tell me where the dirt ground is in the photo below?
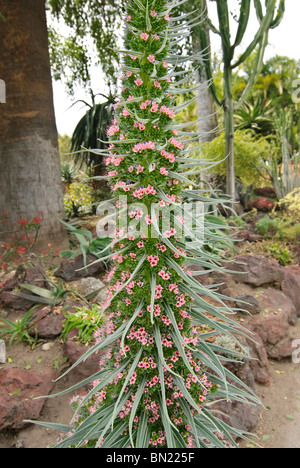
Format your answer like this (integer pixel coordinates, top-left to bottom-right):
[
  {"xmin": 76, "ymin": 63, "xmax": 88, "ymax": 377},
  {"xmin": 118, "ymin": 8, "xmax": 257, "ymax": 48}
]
[{"xmin": 242, "ymin": 359, "xmax": 300, "ymax": 449}]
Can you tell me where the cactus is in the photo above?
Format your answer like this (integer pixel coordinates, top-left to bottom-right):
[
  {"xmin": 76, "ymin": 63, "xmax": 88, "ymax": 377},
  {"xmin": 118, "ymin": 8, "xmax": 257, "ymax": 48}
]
[
  {"xmin": 29, "ymin": 0, "xmax": 260, "ymax": 448},
  {"xmin": 201, "ymin": 0, "xmax": 285, "ymax": 202}
]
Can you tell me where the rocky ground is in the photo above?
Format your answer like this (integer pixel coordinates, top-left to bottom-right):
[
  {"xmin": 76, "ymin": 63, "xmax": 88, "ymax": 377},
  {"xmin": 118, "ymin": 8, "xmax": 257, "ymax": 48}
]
[{"xmin": 1, "ymin": 234, "xmax": 300, "ymax": 448}]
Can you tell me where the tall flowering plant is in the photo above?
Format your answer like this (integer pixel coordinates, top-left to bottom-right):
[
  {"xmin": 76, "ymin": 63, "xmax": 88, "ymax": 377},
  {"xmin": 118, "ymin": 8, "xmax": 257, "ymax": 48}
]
[{"xmin": 35, "ymin": 0, "xmax": 259, "ymax": 448}]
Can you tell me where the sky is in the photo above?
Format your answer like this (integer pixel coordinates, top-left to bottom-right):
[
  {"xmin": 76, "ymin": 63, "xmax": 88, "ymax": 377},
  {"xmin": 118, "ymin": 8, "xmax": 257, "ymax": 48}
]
[{"xmin": 52, "ymin": 0, "xmax": 300, "ymax": 137}]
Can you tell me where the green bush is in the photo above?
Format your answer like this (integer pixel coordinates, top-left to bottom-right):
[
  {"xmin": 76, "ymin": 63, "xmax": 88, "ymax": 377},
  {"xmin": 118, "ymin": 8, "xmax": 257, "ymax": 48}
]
[
  {"xmin": 255, "ymin": 215, "xmax": 281, "ymax": 237},
  {"xmin": 64, "ymin": 181, "xmax": 94, "ymax": 217},
  {"xmin": 201, "ymin": 130, "xmax": 271, "ymax": 187}
]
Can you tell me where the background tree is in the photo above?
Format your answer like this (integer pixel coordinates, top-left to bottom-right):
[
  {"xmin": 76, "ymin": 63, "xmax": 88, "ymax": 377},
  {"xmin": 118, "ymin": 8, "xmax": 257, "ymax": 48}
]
[
  {"xmin": 201, "ymin": 0, "xmax": 285, "ymax": 202},
  {"xmin": 47, "ymin": 0, "xmax": 126, "ymax": 94},
  {"xmin": 0, "ymin": 0, "xmax": 68, "ymax": 248}
]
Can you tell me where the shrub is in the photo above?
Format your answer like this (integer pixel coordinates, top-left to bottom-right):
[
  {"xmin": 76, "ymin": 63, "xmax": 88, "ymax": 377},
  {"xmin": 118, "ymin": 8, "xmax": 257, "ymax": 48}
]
[
  {"xmin": 61, "ymin": 304, "xmax": 106, "ymax": 344},
  {"xmin": 201, "ymin": 130, "xmax": 271, "ymax": 187},
  {"xmin": 64, "ymin": 181, "xmax": 94, "ymax": 218},
  {"xmin": 255, "ymin": 215, "xmax": 281, "ymax": 237},
  {"xmin": 279, "ymin": 188, "xmax": 300, "ymax": 220}
]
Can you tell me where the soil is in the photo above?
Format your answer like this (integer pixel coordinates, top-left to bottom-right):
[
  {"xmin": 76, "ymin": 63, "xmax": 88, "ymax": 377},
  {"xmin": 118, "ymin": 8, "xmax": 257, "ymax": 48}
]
[{"xmin": 0, "ymin": 335, "xmax": 82, "ymax": 449}]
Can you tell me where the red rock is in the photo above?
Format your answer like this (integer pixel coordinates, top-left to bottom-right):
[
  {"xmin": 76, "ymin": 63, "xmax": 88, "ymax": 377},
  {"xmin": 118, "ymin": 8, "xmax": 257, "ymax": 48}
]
[
  {"xmin": 228, "ymin": 255, "xmax": 284, "ymax": 287},
  {"xmin": 252, "ymin": 197, "xmax": 276, "ymax": 212},
  {"xmin": 281, "ymin": 266, "xmax": 300, "ymax": 316},
  {"xmin": 0, "ymin": 368, "xmax": 56, "ymax": 431},
  {"xmin": 64, "ymin": 330, "xmax": 104, "ymax": 380}
]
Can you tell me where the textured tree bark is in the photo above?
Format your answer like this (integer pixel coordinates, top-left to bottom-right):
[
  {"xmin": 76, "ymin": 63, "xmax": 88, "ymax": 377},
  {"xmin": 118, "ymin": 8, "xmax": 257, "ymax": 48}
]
[{"xmin": 0, "ymin": 0, "xmax": 68, "ymax": 249}]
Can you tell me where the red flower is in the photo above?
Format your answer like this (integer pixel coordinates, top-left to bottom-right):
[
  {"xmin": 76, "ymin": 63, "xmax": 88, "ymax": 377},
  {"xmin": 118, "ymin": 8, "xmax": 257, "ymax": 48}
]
[
  {"xmin": 16, "ymin": 246, "xmax": 26, "ymax": 255},
  {"xmin": 33, "ymin": 216, "xmax": 42, "ymax": 225},
  {"xmin": 18, "ymin": 218, "xmax": 28, "ymax": 227}
]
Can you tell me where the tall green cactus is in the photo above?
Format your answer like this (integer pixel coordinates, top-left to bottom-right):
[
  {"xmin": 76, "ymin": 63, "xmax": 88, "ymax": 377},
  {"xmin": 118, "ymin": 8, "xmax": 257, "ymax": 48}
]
[{"xmin": 201, "ymin": 0, "xmax": 285, "ymax": 202}]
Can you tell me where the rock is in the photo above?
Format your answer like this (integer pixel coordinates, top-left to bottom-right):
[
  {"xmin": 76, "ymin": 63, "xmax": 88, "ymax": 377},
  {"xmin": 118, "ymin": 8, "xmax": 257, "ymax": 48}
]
[
  {"xmin": 0, "ymin": 266, "xmax": 49, "ymax": 310},
  {"xmin": 246, "ymin": 333, "xmax": 271, "ymax": 386},
  {"xmin": 0, "ymin": 369, "xmax": 56, "ymax": 431},
  {"xmin": 79, "ymin": 277, "xmax": 106, "ymax": 301},
  {"xmin": 55, "ymin": 254, "xmax": 106, "ymax": 282},
  {"xmin": 254, "ymin": 187, "xmax": 277, "ymax": 199},
  {"xmin": 252, "ymin": 197, "xmax": 276, "ymax": 213},
  {"xmin": 29, "ymin": 306, "xmax": 65, "ymax": 339},
  {"xmin": 247, "ymin": 313, "xmax": 294, "ymax": 361},
  {"xmin": 259, "ymin": 289, "xmax": 297, "ymax": 326},
  {"xmin": 28, "ymin": 302, "xmax": 84, "ymax": 339},
  {"xmin": 0, "ymin": 291, "xmax": 35, "ymax": 311},
  {"xmin": 228, "ymin": 255, "xmax": 284, "ymax": 287},
  {"xmin": 211, "ymin": 272, "xmax": 233, "ymax": 298},
  {"xmin": 281, "ymin": 266, "xmax": 300, "ymax": 316},
  {"xmin": 235, "ymin": 294, "xmax": 261, "ymax": 315},
  {"xmin": 215, "ymin": 363, "xmax": 260, "ymax": 435},
  {"xmin": 64, "ymin": 330, "xmax": 103, "ymax": 380},
  {"xmin": 187, "ymin": 265, "xmax": 211, "ymax": 286}
]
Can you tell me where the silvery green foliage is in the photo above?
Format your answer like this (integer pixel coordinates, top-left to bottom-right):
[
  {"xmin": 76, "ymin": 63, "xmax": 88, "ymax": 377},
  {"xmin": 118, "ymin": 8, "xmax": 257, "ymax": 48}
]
[{"xmin": 27, "ymin": 0, "xmax": 260, "ymax": 448}]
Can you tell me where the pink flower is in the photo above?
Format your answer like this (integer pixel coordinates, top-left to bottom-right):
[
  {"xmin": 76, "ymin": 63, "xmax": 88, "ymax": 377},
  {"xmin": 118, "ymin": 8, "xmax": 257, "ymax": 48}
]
[
  {"xmin": 147, "ymin": 55, "xmax": 155, "ymax": 63},
  {"xmin": 126, "ymin": 15, "xmax": 132, "ymax": 21},
  {"xmin": 150, "ymin": 10, "xmax": 157, "ymax": 17},
  {"xmin": 165, "ymin": 14, "xmax": 170, "ymax": 21},
  {"xmin": 130, "ymin": 55, "xmax": 137, "ymax": 60},
  {"xmin": 140, "ymin": 100, "xmax": 151, "ymax": 110},
  {"xmin": 141, "ymin": 33, "xmax": 149, "ymax": 41},
  {"xmin": 135, "ymin": 78, "xmax": 143, "ymax": 87},
  {"xmin": 163, "ymin": 61, "xmax": 169, "ymax": 68},
  {"xmin": 153, "ymin": 34, "xmax": 160, "ymax": 40},
  {"xmin": 137, "ymin": 241, "xmax": 144, "ymax": 248},
  {"xmin": 160, "ymin": 167, "xmax": 169, "ymax": 176},
  {"xmin": 154, "ymin": 80, "xmax": 162, "ymax": 89},
  {"xmin": 151, "ymin": 102, "xmax": 159, "ymax": 113}
]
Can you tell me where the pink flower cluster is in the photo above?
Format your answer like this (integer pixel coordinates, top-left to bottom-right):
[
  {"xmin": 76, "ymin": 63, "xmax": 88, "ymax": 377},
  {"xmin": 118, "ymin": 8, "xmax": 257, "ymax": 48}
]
[
  {"xmin": 160, "ymin": 167, "xmax": 169, "ymax": 176},
  {"xmin": 161, "ymin": 149, "xmax": 176, "ymax": 163},
  {"xmin": 158, "ymin": 269, "xmax": 171, "ymax": 280},
  {"xmin": 104, "ymin": 156, "xmax": 124, "ymax": 167},
  {"xmin": 147, "ymin": 255, "xmax": 159, "ymax": 267},
  {"xmin": 133, "ymin": 185, "xmax": 156, "ymax": 199},
  {"xmin": 133, "ymin": 141, "xmax": 155, "ymax": 153},
  {"xmin": 127, "ymin": 327, "xmax": 154, "ymax": 347},
  {"xmin": 107, "ymin": 124, "xmax": 120, "ymax": 136},
  {"xmin": 140, "ymin": 100, "xmax": 151, "ymax": 110},
  {"xmin": 160, "ymin": 105, "xmax": 176, "ymax": 119},
  {"xmin": 134, "ymin": 121, "xmax": 146, "ymax": 131},
  {"xmin": 169, "ymin": 137, "xmax": 184, "ymax": 150}
]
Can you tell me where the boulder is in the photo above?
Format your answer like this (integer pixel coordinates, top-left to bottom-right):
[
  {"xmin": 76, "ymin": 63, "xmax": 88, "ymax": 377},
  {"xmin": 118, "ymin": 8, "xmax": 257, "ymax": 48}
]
[
  {"xmin": 64, "ymin": 330, "xmax": 103, "ymax": 379},
  {"xmin": 235, "ymin": 294, "xmax": 261, "ymax": 315},
  {"xmin": 254, "ymin": 187, "xmax": 277, "ymax": 199},
  {"xmin": 215, "ymin": 363, "xmax": 260, "ymax": 435},
  {"xmin": 0, "ymin": 266, "xmax": 49, "ymax": 310},
  {"xmin": 228, "ymin": 255, "xmax": 284, "ymax": 287},
  {"xmin": 246, "ymin": 332, "xmax": 271, "ymax": 386},
  {"xmin": 28, "ymin": 301, "xmax": 85, "ymax": 339},
  {"xmin": 55, "ymin": 254, "xmax": 106, "ymax": 282},
  {"xmin": 247, "ymin": 314, "xmax": 294, "ymax": 361},
  {"xmin": 252, "ymin": 197, "xmax": 276, "ymax": 213},
  {"xmin": 0, "ymin": 368, "xmax": 56, "ymax": 431},
  {"xmin": 281, "ymin": 266, "xmax": 300, "ymax": 316},
  {"xmin": 79, "ymin": 277, "xmax": 106, "ymax": 302}
]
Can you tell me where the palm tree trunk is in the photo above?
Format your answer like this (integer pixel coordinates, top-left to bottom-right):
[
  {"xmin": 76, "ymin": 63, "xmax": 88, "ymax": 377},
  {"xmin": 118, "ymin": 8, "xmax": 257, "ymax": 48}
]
[{"xmin": 0, "ymin": 0, "xmax": 68, "ymax": 249}]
